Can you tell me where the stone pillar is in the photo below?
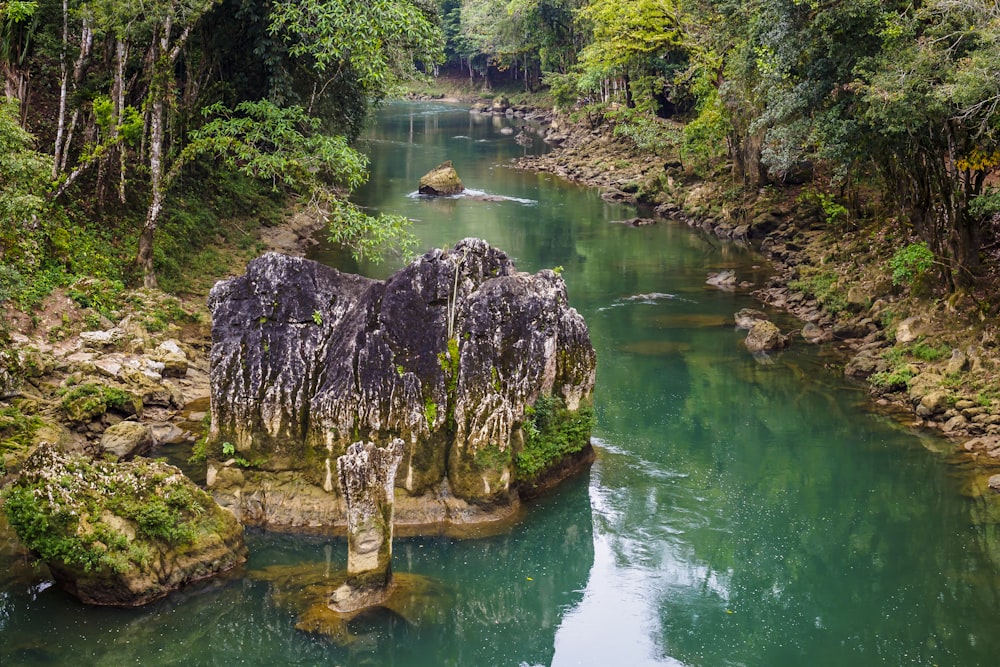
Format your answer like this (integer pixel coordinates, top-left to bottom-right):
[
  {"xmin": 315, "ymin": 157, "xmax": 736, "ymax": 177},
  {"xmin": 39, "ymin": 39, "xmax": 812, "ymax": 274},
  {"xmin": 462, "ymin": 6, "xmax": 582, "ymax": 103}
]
[{"xmin": 330, "ymin": 439, "xmax": 404, "ymax": 612}]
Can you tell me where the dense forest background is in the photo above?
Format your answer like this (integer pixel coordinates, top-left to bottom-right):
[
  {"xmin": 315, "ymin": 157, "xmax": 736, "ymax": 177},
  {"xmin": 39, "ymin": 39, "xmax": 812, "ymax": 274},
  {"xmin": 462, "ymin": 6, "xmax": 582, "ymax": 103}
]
[{"xmin": 2, "ymin": 0, "xmax": 999, "ymax": 308}]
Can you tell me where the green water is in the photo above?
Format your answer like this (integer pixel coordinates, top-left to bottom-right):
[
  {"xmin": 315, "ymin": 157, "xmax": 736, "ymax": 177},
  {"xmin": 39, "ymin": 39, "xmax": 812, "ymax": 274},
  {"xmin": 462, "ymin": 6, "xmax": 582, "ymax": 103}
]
[{"xmin": 3, "ymin": 102, "xmax": 1000, "ymax": 665}]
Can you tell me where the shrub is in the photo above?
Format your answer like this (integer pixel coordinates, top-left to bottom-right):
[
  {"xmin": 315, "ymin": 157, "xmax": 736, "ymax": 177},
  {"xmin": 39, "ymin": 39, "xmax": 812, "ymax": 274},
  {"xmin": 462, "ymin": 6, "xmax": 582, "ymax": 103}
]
[
  {"xmin": 890, "ymin": 242, "xmax": 935, "ymax": 287},
  {"xmin": 515, "ymin": 394, "xmax": 594, "ymax": 479}
]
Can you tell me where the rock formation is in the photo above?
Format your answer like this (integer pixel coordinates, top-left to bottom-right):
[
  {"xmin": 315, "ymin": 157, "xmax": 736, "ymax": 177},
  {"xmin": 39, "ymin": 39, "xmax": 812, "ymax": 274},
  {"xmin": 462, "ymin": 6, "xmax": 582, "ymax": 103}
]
[
  {"xmin": 418, "ymin": 160, "xmax": 465, "ymax": 195},
  {"xmin": 3, "ymin": 444, "xmax": 246, "ymax": 606},
  {"xmin": 207, "ymin": 238, "xmax": 596, "ymax": 531},
  {"xmin": 329, "ymin": 439, "xmax": 403, "ymax": 612}
]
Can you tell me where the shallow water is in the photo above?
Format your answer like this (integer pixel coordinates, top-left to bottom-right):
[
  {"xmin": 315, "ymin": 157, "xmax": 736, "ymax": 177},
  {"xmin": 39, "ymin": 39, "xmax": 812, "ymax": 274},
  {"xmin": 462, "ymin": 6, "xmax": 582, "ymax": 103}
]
[{"xmin": 2, "ymin": 102, "xmax": 999, "ymax": 666}]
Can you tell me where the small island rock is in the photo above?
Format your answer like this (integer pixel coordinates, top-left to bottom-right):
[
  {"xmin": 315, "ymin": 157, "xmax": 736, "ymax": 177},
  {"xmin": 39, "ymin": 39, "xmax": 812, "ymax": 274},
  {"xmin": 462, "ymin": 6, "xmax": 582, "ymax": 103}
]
[{"xmin": 418, "ymin": 160, "xmax": 465, "ymax": 196}]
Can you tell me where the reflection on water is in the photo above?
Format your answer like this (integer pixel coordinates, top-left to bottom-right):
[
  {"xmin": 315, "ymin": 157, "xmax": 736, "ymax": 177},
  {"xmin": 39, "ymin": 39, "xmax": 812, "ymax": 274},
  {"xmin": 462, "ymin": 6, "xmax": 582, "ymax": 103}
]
[{"xmin": 2, "ymin": 102, "xmax": 1000, "ymax": 665}]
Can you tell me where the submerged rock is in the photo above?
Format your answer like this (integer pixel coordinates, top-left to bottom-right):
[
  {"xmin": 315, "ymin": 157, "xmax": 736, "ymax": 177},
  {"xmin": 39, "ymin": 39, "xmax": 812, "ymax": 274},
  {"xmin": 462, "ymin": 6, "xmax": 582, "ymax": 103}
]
[
  {"xmin": 418, "ymin": 160, "xmax": 465, "ymax": 196},
  {"xmin": 3, "ymin": 444, "xmax": 246, "ymax": 606},
  {"xmin": 207, "ymin": 239, "xmax": 596, "ymax": 531}
]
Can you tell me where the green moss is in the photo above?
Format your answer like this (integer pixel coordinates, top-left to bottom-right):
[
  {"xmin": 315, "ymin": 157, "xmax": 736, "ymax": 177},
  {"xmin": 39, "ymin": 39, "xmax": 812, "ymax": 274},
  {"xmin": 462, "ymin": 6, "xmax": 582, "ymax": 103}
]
[
  {"xmin": 59, "ymin": 383, "xmax": 140, "ymax": 422},
  {"xmin": 423, "ymin": 397, "xmax": 438, "ymax": 426},
  {"xmin": 515, "ymin": 394, "xmax": 594, "ymax": 480},
  {"xmin": 788, "ymin": 270, "xmax": 848, "ymax": 315},
  {"xmin": 1, "ymin": 404, "xmax": 43, "ymax": 469},
  {"xmin": 437, "ymin": 337, "xmax": 461, "ymax": 430},
  {"xmin": 473, "ymin": 442, "xmax": 509, "ymax": 469}
]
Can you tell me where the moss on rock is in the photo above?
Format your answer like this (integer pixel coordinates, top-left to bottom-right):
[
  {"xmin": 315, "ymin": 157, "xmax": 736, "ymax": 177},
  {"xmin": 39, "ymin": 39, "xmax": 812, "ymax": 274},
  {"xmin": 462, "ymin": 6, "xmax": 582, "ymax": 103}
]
[{"xmin": 2, "ymin": 444, "xmax": 246, "ymax": 605}]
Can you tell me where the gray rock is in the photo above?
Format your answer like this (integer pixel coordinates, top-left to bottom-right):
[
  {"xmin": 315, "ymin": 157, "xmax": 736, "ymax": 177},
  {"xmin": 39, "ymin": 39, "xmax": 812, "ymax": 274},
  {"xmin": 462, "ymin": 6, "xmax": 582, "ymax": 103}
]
[
  {"xmin": 895, "ymin": 316, "xmax": 929, "ymax": 344},
  {"xmin": 945, "ymin": 349, "xmax": 968, "ymax": 375},
  {"xmin": 151, "ymin": 339, "xmax": 188, "ymax": 377},
  {"xmin": 943, "ymin": 415, "xmax": 968, "ymax": 433},
  {"xmin": 707, "ymin": 270, "xmax": 737, "ymax": 289},
  {"xmin": 734, "ymin": 308, "xmax": 768, "ymax": 330},
  {"xmin": 101, "ymin": 420, "xmax": 154, "ymax": 460},
  {"xmin": 802, "ymin": 322, "xmax": 830, "ymax": 344},
  {"xmin": 418, "ymin": 160, "xmax": 465, "ymax": 196},
  {"xmin": 920, "ymin": 390, "xmax": 950, "ymax": 414},
  {"xmin": 80, "ymin": 329, "xmax": 123, "ymax": 349},
  {"xmin": 745, "ymin": 320, "xmax": 788, "ymax": 353},
  {"xmin": 989, "ymin": 475, "xmax": 1000, "ymax": 493},
  {"xmin": 207, "ymin": 240, "xmax": 596, "ymax": 528}
]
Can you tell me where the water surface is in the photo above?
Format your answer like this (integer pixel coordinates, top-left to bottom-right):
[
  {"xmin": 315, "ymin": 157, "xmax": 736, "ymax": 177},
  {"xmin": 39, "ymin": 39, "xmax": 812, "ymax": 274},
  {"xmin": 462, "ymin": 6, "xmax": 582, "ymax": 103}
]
[{"xmin": 2, "ymin": 102, "xmax": 999, "ymax": 666}]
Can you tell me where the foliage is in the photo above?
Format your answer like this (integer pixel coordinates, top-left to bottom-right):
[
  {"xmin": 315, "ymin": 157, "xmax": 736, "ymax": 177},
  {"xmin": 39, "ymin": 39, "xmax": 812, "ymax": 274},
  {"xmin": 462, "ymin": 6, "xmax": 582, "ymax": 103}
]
[
  {"xmin": 889, "ymin": 242, "xmax": 936, "ymax": 287},
  {"xmin": 788, "ymin": 270, "xmax": 848, "ymax": 315},
  {"xmin": 185, "ymin": 100, "xmax": 416, "ymax": 263},
  {"xmin": 605, "ymin": 106, "xmax": 679, "ymax": 153},
  {"xmin": 268, "ymin": 0, "xmax": 443, "ymax": 99},
  {"xmin": 515, "ymin": 393, "xmax": 593, "ymax": 479},
  {"xmin": 869, "ymin": 365, "xmax": 915, "ymax": 392},
  {"xmin": 0, "ymin": 403, "xmax": 42, "ymax": 473}
]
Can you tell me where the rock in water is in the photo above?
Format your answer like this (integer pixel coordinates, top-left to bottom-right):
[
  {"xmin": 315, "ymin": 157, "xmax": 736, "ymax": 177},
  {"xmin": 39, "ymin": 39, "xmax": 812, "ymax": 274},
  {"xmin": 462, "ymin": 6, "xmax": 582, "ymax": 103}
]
[
  {"xmin": 207, "ymin": 238, "xmax": 597, "ymax": 530},
  {"xmin": 418, "ymin": 160, "xmax": 465, "ymax": 195},
  {"xmin": 330, "ymin": 440, "xmax": 404, "ymax": 612},
  {"xmin": 744, "ymin": 319, "xmax": 789, "ymax": 352},
  {"xmin": 3, "ymin": 444, "xmax": 246, "ymax": 606}
]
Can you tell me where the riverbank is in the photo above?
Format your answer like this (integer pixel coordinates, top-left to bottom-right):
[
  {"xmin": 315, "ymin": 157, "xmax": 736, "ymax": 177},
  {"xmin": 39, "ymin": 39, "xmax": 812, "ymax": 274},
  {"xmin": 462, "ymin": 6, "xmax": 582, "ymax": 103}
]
[{"xmin": 501, "ymin": 103, "xmax": 1000, "ymax": 495}]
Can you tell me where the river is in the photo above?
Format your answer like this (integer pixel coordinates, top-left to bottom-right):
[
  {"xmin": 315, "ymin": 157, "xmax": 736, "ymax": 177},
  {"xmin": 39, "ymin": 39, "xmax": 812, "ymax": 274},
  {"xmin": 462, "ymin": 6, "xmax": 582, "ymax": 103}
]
[{"xmin": 2, "ymin": 102, "xmax": 999, "ymax": 666}]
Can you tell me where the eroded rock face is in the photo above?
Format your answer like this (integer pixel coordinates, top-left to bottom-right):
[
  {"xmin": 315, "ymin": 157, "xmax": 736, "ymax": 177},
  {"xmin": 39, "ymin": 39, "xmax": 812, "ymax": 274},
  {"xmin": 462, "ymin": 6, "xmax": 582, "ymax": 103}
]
[
  {"xmin": 207, "ymin": 239, "xmax": 596, "ymax": 530},
  {"xmin": 4, "ymin": 444, "xmax": 246, "ymax": 606}
]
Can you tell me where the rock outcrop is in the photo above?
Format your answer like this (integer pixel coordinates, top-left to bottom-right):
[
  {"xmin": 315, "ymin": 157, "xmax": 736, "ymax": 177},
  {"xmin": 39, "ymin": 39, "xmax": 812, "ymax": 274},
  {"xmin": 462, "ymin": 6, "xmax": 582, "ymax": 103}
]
[
  {"xmin": 3, "ymin": 444, "xmax": 246, "ymax": 606},
  {"xmin": 418, "ymin": 160, "xmax": 465, "ymax": 195},
  {"xmin": 207, "ymin": 238, "xmax": 596, "ymax": 531}
]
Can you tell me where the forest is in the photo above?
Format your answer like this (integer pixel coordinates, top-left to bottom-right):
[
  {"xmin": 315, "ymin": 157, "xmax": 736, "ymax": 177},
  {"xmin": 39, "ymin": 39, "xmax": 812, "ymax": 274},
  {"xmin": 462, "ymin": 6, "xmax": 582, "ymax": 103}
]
[{"xmin": 1, "ymin": 0, "xmax": 999, "ymax": 306}]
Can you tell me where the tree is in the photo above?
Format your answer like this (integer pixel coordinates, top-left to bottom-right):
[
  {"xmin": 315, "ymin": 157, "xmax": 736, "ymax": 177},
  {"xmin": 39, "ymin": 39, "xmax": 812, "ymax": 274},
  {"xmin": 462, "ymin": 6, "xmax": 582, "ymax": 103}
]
[
  {"xmin": 857, "ymin": 0, "xmax": 1000, "ymax": 286},
  {"xmin": 183, "ymin": 101, "xmax": 414, "ymax": 262},
  {"xmin": 577, "ymin": 0, "xmax": 686, "ymax": 112}
]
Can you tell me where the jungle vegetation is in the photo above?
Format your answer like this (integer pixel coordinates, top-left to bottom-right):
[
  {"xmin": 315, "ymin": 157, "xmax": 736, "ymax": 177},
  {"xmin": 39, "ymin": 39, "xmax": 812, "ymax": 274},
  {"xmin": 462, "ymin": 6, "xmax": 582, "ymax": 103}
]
[{"xmin": 1, "ymin": 0, "xmax": 998, "ymax": 307}]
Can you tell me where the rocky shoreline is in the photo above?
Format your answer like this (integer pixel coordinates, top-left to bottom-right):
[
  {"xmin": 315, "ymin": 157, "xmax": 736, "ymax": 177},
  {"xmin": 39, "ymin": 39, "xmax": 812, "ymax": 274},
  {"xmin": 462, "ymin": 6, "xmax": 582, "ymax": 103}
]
[{"xmin": 508, "ymin": 105, "xmax": 1000, "ymax": 495}]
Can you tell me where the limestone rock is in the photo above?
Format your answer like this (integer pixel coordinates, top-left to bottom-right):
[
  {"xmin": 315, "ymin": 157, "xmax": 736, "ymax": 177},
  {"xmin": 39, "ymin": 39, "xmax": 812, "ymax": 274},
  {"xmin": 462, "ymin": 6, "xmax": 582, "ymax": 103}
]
[
  {"xmin": 151, "ymin": 339, "xmax": 188, "ymax": 377},
  {"xmin": 4, "ymin": 444, "xmax": 246, "ymax": 606},
  {"xmin": 706, "ymin": 270, "xmax": 737, "ymax": 289},
  {"xmin": 418, "ymin": 160, "xmax": 465, "ymax": 196},
  {"xmin": 895, "ymin": 316, "xmax": 929, "ymax": 344},
  {"xmin": 100, "ymin": 420, "xmax": 155, "ymax": 460},
  {"xmin": 330, "ymin": 439, "xmax": 404, "ymax": 612},
  {"xmin": 744, "ymin": 320, "xmax": 788, "ymax": 353},
  {"xmin": 207, "ymin": 240, "xmax": 596, "ymax": 529},
  {"xmin": 802, "ymin": 322, "xmax": 830, "ymax": 344},
  {"xmin": 989, "ymin": 474, "xmax": 1000, "ymax": 493},
  {"xmin": 734, "ymin": 308, "xmax": 768, "ymax": 330}
]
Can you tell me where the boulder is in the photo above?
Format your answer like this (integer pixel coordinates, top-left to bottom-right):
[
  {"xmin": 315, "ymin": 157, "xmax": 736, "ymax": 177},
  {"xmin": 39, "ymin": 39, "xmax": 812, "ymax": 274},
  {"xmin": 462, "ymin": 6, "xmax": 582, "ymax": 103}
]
[
  {"xmin": 207, "ymin": 240, "xmax": 596, "ymax": 530},
  {"xmin": 706, "ymin": 270, "xmax": 737, "ymax": 289},
  {"xmin": 100, "ymin": 420, "xmax": 155, "ymax": 460},
  {"xmin": 734, "ymin": 308, "xmax": 768, "ymax": 330},
  {"xmin": 744, "ymin": 320, "xmax": 788, "ymax": 353},
  {"xmin": 4, "ymin": 444, "xmax": 246, "ymax": 606},
  {"xmin": 895, "ymin": 316, "xmax": 929, "ymax": 344},
  {"xmin": 151, "ymin": 339, "xmax": 188, "ymax": 377},
  {"xmin": 990, "ymin": 475, "xmax": 1000, "ymax": 493},
  {"xmin": 418, "ymin": 160, "xmax": 465, "ymax": 196}
]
